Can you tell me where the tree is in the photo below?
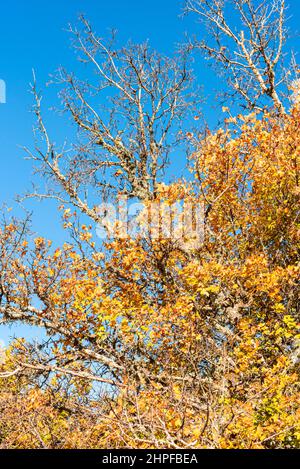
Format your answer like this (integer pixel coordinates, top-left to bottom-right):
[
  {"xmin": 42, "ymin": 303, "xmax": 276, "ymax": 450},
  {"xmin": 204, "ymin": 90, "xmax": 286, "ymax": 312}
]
[{"xmin": 0, "ymin": 1, "xmax": 299, "ymax": 449}]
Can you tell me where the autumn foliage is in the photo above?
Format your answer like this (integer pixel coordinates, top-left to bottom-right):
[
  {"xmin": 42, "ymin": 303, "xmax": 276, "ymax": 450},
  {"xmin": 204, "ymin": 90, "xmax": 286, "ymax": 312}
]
[{"xmin": 0, "ymin": 98, "xmax": 299, "ymax": 448}]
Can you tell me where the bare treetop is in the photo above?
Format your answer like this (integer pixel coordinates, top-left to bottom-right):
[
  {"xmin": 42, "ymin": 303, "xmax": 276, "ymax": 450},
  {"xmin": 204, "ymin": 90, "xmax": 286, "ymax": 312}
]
[
  {"xmin": 27, "ymin": 16, "xmax": 195, "ymax": 219},
  {"xmin": 185, "ymin": 0, "xmax": 289, "ymax": 113}
]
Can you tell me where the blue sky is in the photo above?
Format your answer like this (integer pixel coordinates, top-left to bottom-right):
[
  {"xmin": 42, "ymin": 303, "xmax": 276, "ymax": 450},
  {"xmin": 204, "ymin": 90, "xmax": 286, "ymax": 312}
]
[{"xmin": 0, "ymin": 0, "xmax": 299, "ymax": 345}]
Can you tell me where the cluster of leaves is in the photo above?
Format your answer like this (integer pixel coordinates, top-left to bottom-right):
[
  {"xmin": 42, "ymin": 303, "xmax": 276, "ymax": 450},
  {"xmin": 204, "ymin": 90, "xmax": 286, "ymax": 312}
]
[{"xmin": 1, "ymin": 100, "xmax": 299, "ymax": 448}]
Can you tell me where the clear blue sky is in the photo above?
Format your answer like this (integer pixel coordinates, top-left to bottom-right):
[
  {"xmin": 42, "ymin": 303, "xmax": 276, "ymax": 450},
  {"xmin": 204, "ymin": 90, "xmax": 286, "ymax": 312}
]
[{"xmin": 0, "ymin": 0, "xmax": 299, "ymax": 345}]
